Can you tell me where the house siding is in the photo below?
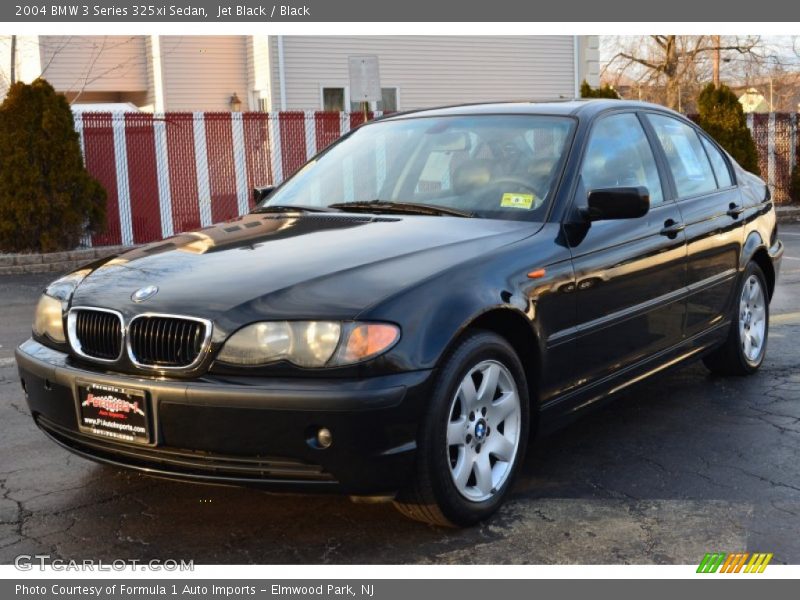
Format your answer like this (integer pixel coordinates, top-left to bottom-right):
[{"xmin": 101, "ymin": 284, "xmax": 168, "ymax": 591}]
[
  {"xmin": 248, "ymin": 35, "xmax": 273, "ymax": 111},
  {"xmin": 159, "ymin": 36, "xmax": 250, "ymax": 112},
  {"xmin": 38, "ymin": 36, "xmax": 148, "ymax": 92},
  {"xmin": 580, "ymin": 36, "xmax": 600, "ymax": 87},
  {"xmin": 0, "ymin": 39, "xmax": 10, "ymax": 98},
  {"xmin": 269, "ymin": 35, "xmax": 579, "ymax": 111}
]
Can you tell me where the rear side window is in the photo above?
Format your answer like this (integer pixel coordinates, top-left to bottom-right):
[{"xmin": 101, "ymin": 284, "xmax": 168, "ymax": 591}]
[
  {"xmin": 700, "ymin": 136, "xmax": 733, "ymax": 188},
  {"xmin": 580, "ymin": 113, "xmax": 664, "ymax": 205},
  {"xmin": 646, "ymin": 114, "xmax": 717, "ymax": 198}
]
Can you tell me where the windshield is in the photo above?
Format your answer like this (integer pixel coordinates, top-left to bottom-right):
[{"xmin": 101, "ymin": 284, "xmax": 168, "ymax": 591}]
[{"xmin": 260, "ymin": 114, "xmax": 575, "ymax": 220}]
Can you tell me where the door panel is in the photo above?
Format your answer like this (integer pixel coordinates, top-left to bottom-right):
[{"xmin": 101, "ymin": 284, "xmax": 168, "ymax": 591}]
[
  {"xmin": 645, "ymin": 115, "xmax": 745, "ymax": 337},
  {"xmin": 562, "ymin": 112, "xmax": 688, "ymax": 391},
  {"xmin": 678, "ymin": 189, "xmax": 744, "ymax": 336},
  {"xmin": 567, "ymin": 204, "xmax": 687, "ymax": 386}
]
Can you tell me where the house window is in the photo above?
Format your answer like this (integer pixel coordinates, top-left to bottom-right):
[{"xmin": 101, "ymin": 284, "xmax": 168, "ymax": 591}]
[
  {"xmin": 322, "ymin": 87, "xmax": 346, "ymax": 111},
  {"xmin": 378, "ymin": 87, "xmax": 398, "ymax": 112}
]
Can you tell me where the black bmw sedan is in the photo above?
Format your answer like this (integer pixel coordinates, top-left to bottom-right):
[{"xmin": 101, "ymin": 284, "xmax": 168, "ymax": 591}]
[{"xmin": 17, "ymin": 100, "xmax": 784, "ymax": 526}]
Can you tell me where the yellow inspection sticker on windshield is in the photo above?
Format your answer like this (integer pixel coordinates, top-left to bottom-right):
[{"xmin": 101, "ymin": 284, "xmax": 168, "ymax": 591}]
[{"xmin": 501, "ymin": 193, "xmax": 535, "ymax": 209}]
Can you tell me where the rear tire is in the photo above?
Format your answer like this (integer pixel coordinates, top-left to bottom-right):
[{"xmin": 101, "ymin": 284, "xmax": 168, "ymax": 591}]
[
  {"xmin": 703, "ymin": 261, "xmax": 769, "ymax": 376},
  {"xmin": 393, "ymin": 330, "xmax": 529, "ymax": 527}
]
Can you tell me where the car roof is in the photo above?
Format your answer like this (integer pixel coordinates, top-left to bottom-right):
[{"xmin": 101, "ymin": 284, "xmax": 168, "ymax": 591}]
[{"xmin": 379, "ymin": 99, "xmax": 683, "ymax": 121}]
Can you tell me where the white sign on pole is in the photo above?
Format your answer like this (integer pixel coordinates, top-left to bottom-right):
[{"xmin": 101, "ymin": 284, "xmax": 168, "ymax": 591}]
[{"xmin": 348, "ymin": 55, "xmax": 381, "ymax": 103}]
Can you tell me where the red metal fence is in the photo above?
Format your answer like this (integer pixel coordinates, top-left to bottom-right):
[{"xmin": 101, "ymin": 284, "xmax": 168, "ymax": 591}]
[
  {"xmin": 75, "ymin": 111, "xmax": 381, "ymax": 247},
  {"xmin": 75, "ymin": 110, "xmax": 798, "ymax": 247}
]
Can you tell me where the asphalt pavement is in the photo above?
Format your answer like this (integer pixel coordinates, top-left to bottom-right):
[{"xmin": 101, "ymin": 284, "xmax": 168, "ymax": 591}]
[{"xmin": 1, "ymin": 225, "xmax": 799, "ymax": 565}]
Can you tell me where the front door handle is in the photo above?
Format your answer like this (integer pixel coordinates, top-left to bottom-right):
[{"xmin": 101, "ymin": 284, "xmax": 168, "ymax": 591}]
[
  {"xmin": 727, "ymin": 203, "xmax": 745, "ymax": 218},
  {"xmin": 660, "ymin": 219, "xmax": 686, "ymax": 237}
]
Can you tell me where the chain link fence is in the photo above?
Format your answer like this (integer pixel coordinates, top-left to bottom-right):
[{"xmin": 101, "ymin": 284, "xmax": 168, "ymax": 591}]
[{"xmin": 747, "ymin": 113, "xmax": 798, "ymax": 205}]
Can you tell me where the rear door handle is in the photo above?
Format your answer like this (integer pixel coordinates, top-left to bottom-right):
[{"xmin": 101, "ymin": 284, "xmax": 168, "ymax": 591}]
[
  {"xmin": 660, "ymin": 219, "xmax": 686, "ymax": 237},
  {"xmin": 727, "ymin": 203, "xmax": 745, "ymax": 218}
]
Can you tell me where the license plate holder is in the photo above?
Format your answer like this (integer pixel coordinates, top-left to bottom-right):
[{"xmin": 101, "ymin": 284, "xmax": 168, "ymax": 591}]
[{"xmin": 76, "ymin": 383, "xmax": 151, "ymax": 445}]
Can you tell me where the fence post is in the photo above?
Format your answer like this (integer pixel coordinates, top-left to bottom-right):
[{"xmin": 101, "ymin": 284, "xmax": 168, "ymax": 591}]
[
  {"xmin": 768, "ymin": 113, "xmax": 776, "ymax": 197},
  {"xmin": 111, "ymin": 114, "xmax": 134, "ymax": 246},
  {"xmin": 230, "ymin": 112, "xmax": 250, "ymax": 217},
  {"xmin": 791, "ymin": 113, "xmax": 797, "ymax": 174},
  {"xmin": 304, "ymin": 110, "xmax": 317, "ymax": 161},
  {"xmin": 268, "ymin": 113, "xmax": 283, "ymax": 184},
  {"xmin": 153, "ymin": 113, "xmax": 174, "ymax": 238},
  {"xmin": 192, "ymin": 112, "xmax": 213, "ymax": 227}
]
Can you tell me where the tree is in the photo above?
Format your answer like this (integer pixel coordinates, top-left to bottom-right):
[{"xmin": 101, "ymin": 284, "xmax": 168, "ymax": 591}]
[
  {"xmin": 603, "ymin": 36, "xmax": 769, "ymax": 110},
  {"xmin": 580, "ymin": 80, "xmax": 620, "ymax": 99},
  {"xmin": 0, "ymin": 78, "xmax": 106, "ymax": 252},
  {"xmin": 695, "ymin": 83, "xmax": 760, "ymax": 175}
]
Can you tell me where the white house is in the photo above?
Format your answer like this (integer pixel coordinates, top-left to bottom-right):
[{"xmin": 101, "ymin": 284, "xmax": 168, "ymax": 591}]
[{"xmin": 0, "ymin": 35, "xmax": 600, "ymax": 112}]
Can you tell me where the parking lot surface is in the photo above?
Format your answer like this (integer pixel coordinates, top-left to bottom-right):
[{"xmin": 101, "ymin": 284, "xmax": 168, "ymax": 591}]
[{"xmin": 1, "ymin": 224, "xmax": 799, "ymax": 564}]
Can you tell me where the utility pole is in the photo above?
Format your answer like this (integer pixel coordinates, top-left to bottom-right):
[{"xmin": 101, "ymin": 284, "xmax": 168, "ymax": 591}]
[
  {"xmin": 712, "ymin": 34, "xmax": 721, "ymax": 88},
  {"xmin": 10, "ymin": 35, "xmax": 16, "ymax": 84},
  {"xmin": 769, "ymin": 77, "xmax": 774, "ymax": 112}
]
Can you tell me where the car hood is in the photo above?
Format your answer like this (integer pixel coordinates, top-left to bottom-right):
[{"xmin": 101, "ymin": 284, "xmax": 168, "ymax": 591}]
[{"xmin": 71, "ymin": 212, "xmax": 538, "ymax": 328}]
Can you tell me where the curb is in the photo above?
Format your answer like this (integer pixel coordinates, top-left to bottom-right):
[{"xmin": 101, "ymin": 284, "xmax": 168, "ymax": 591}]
[
  {"xmin": 777, "ymin": 206, "xmax": 800, "ymax": 224},
  {"xmin": 0, "ymin": 245, "xmax": 132, "ymax": 276}
]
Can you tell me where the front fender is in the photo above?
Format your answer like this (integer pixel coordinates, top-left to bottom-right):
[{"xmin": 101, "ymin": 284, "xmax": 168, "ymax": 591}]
[
  {"xmin": 740, "ymin": 229, "xmax": 766, "ymax": 270},
  {"xmin": 358, "ymin": 230, "xmax": 571, "ymax": 372}
]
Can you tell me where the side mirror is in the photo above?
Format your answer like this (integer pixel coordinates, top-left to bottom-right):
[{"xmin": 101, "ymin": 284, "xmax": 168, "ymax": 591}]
[
  {"xmin": 253, "ymin": 185, "xmax": 275, "ymax": 204},
  {"xmin": 583, "ymin": 186, "xmax": 650, "ymax": 221}
]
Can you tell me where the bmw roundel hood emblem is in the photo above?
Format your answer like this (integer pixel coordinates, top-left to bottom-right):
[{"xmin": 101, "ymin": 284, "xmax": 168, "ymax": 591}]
[{"xmin": 131, "ymin": 285, "xmax": 159, "ymax": 303}]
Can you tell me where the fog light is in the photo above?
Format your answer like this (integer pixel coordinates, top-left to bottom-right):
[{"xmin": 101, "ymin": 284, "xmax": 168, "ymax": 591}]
[{"xmin": 316, "ymin": 427, "xmax": 333, "ymax": 449}]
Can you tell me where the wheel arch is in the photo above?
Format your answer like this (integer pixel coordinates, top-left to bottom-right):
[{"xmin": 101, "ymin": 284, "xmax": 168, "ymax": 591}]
[
  {"xmin": 442, "ymin": 307, "xmax": 542, "ymax": 413},
  {"xmin": 741, "ymin": 231, "xmax": 775, "ymax": 300}
]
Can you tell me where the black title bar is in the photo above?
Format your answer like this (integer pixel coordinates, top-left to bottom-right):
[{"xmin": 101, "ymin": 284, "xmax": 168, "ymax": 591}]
[{"xmin": 4, "ymin": 0, "xmax": 800, "ymax": 22}]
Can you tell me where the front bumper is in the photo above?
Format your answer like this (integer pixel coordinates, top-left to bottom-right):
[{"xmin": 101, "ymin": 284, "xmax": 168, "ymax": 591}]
[
  {"xmin": 770, "ymin": 238, "xmax": 784, "ymax": 284},
  {"xmin": 16, "ymin": 339, "xmax": 433, "ymax": 494}
]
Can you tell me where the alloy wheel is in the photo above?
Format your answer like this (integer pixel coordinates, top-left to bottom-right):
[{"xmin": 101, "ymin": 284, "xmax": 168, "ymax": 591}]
[
  {"xmin": 446, "ymin": 360, "xmax": 522, "ymax": 502},
  {"xmin": 739, "ymin": 274, "xmax": 767, "ymax": 363}
]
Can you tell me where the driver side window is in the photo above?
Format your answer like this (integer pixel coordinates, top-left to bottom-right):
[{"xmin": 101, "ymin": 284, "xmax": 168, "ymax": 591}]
[{"xmin": 581, "ymin": 113, "xmax": 664, "ymax": 206}]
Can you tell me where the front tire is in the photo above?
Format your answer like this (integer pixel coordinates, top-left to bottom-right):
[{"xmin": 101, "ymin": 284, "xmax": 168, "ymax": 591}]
[
  {"xmin": 703, "ymin": 261, "xmax": 769, "ymax": 376},
  {"xmin": 394, "ymin": 331, "xmax": 529, "ymax": 527}
]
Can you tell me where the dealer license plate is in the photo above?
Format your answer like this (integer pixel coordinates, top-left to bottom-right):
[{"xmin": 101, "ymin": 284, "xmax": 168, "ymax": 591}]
[{"xmin": 77, "ymin": 383, "xmax": 151, "ymax": 445}]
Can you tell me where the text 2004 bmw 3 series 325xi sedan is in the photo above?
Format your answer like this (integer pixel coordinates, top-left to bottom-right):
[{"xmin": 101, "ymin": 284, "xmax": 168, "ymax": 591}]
[{"xmin": 17, "ymin": 100, "xmax": 784, "ymax": 526}]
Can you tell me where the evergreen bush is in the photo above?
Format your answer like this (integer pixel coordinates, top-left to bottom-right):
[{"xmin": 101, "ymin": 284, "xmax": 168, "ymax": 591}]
[
  {"xmin": 695, "ymin": 83, "xmax": 761, "ymax": 176},
  {"xmin": 0, "ymin": 79, "xmax": 106, "ymax": 252},
  {"xmin": 580, "ymin": 81, "xmax": 620, "ymax": 99}
]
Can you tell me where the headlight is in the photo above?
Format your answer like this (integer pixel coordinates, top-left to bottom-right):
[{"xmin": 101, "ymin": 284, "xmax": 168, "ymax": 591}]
[
  {"xmin": 32, "ymin": 294, "xmax": 66, "ymax": 344},
  {"xmin": 216, "ymin": 321, "xmax": 400, "ymax": 368},
  {"xmin": 32, "ymin": 269, "xmax": 90, "ymax": 346}
]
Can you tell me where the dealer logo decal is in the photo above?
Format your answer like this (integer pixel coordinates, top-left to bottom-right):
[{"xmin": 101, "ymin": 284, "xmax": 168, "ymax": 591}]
[
  {"xmin": 697, "ymin": 552, "xmax": 773, "ymax": 573},
  {"xmin": 82, "ymin": 393, "xmax": 144, "ymax": 416}
]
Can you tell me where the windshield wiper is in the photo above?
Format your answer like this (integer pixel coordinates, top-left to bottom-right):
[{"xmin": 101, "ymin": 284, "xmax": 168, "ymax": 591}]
[
  {"xmin": 328, "ymin": 200, "xmax": 474, "ymax": 218},
  {"xmin": 251, "ymin": 204, "xmax": 333, "ymax": 214}
]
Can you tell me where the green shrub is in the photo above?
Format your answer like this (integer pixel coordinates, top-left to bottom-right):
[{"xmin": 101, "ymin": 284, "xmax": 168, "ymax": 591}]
[
  {"xmin": 0, "ymin": 78, "xmax": 106, "ymax": 252},
  {"xmin": 790, "ymin": 163, "xmax": 800, "ymax": 205},
  {"xmin": 695, "ymin": 83, "xmax": 760, "ymax": 176},
  {"xmin": 580, "ymin": 81, "xmax": 620, "ymax": 99}
]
